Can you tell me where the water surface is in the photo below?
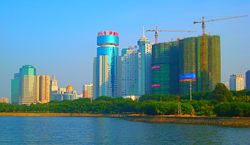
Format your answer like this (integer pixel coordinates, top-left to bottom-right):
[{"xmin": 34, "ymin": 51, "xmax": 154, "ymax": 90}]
[{"xmin": 0, "ymin": 117, "xmax": 249, "ymax": 145}]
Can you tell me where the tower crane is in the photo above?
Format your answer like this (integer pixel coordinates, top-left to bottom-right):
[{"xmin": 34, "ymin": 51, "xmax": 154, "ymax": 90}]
[
  {"xmin": 146, "ymin": 26, "xmax": 195, "ymax": 43},
  {"xmin": 193, "ymin": 15, "xmax": 248, "ymax": 93}
]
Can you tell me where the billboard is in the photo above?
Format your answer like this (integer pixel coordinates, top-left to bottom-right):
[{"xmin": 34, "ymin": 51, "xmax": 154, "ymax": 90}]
[{"xmin": 179, "ymin": 73, "xmax": 196, "ymax": 82}]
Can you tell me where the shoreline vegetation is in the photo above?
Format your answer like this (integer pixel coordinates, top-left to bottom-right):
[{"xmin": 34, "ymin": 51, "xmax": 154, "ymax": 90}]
[
  {"xmin": 0, "ymin": 112, "xmax": 249, "ymax": 127},
  {"xmin": 1, "ymin": 84, "xmax": 250, "ymax": 127}
]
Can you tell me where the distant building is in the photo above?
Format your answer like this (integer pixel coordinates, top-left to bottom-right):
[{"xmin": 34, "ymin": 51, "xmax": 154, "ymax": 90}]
[
  {"xmin": 63, "ymin": 85, "xmax": 78, "ymax": 100},
  {"xmin": 51, "ymin": 75, "xmax": 58, "ymax": 92},
  {"xmin": 246, "ymin": 70, "xmax": 250, "ymax": 90},
  {"xmin": 83, "ymin": 83, "xmax": 93, "ymax": 98},
  {"xmin": 122, "ymin": 95, "xmax": 139, "ymax": 101},
  {"xmin": 0, "ymin": 97, "xmax": 9, "ymax": 103},
  {"xmin": 19, "ymin": 65, "xmax": 37, "ymax": 105},
  {"xmin": 230, "ymin": 74, "xmax": 244, "ymax": 91},
  {"xmin": 11, "ymin": 73, "xmax": 21, "ymax": 104},
  {"xmin": 137, "ymin": 33, "xmax": 152, "ymax": 95},
  {"xmin": 51, "ymin": 85, "xmax": 77, "ymax": 101},
  {"xmin": 11, "ymin": 65, "xmax": 51, "ymax": 105},
  {"xmin": 39, "ymin": 75, "xmax": 50, "ymax": 103},
  {"xmin": 120, "ymin": 47, "xmax": 140, "ymax": 96}
]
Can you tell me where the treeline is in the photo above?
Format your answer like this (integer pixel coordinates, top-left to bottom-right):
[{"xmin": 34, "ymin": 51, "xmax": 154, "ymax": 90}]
[{"xmin": 0, "ymin": 83, "xmax": 249, "ymax": 117}]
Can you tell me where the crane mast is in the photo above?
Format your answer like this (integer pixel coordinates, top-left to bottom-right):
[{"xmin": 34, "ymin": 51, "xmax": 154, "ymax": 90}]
[{"xmin": 193, "ymin": 15, "xmax": 248, "ymax": 93}]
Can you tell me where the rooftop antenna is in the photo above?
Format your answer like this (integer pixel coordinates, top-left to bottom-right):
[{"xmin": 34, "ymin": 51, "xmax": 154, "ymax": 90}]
[{"xmin": 142, "ymin": 25, "xmax": 145, "ymax": 37}]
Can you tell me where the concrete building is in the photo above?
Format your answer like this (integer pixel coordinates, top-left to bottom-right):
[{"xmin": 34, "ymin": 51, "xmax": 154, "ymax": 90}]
[
  {"xmin": 0, "ymin": 97, "xmax": 9, "ymax": 103},
  {"xmin": 51, "ymin": 85, "xmax": 77, "ymax": 101},
  {"xmin": 120, "ymin": 47, "xmax": 140, "ymax": 96},
  {"xmin": 83, "ymin": 83, "xmax": 93, "ymax": 98},
  {"xmin": 230, "ymin": 74, "xmax": 244, "ymax": 91},
  {"xmin": 246, "ymin": 70, "xmax": 250, "ymax": 90},
  {"xmin": 137, "ymin": 32, "xmax": 152, "ymax": 95},
  {"xmin": 51, "ymin": 75, "xmax": 58, "ymax": 92},
  {"xmin": 39, "ymin": 75, "xmax": 50, "ymax": 103},
  {"xmin": 93, "ymin": 31, "xmax": 119, "ymax": 98},
  {"xmin": 63, "ymin": 85, "xmax": 78, "ymax": 100}
]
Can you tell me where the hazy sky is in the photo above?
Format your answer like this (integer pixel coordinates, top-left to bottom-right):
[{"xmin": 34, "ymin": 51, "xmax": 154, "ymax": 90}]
[{"xmin": 0, "ymin": 0, "xmax": 249, "ymax": 99}]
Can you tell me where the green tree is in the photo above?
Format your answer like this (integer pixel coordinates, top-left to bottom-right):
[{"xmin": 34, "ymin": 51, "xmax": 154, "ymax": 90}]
[{"xmin": 212, "ymin": 83, "xmax": 232, "ymax": 102}]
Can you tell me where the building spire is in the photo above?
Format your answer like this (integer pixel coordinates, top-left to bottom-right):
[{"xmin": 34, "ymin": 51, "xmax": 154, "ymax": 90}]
[
  {"xmin": 52, "ymin": 74, "xmax": 56, "ymax": 80},
  {"xmin": 142, "ymin": 25, "xmax": 145, "ymax": 37}
]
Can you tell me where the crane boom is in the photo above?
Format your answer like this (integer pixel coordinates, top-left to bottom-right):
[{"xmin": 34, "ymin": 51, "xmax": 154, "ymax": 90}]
[
  {"xmin": 198, "ymin": 15, "xmax": 248, "ymax": 23},
  {"xmin": 145, "ymin": 26, "xmax": 194, "ymax": 43}
]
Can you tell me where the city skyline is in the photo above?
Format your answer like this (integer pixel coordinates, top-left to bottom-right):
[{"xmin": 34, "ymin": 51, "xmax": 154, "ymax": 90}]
[{"xmin": 1, "ymin": 0, "xmax": 250, "ymax": 99}]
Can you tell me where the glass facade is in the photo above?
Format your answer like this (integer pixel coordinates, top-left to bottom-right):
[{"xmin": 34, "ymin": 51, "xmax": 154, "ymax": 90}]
[
  {"xmin": 94, "ymin": 31, "xmax": 119, "ymax": 97},
  {"xmin": 11, "ymin": 73, "xmax": 20, "ymax": 104},
  {"xmin": 151, "ymin": 42, "xmax": 179, "ymax": 95},
  {"xmin": 137, "ymin": 35, "xmax": 152, "ymax": 95},
  {"xmin": 120, "ymin": 48, "xmax": 140, "ymax": 96},
  {"xmin": 11, "ymin": 65, "xmax": 37, "ymax": 104},
  {"xmin": 151, "ymin": 35, "xmax": 221, "ymax": 95}
]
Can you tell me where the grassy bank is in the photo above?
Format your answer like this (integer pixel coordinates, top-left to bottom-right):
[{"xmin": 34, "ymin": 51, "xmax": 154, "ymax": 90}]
[
  {"xmin": 0, "ymin": 112, "xmax": 249, "ymax": 127},
  {"xmin": 122, "ymin": 115, "xmax": 250, "ymax": 127}
]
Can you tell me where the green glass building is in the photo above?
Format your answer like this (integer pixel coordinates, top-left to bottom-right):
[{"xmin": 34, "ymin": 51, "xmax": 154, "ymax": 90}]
[
  {"xmin": 151, "ymin": 35, "xmax": 220, "ymax": 95},
  {"xmin": 151, "ymin": 41, "xmax": 179, "ymax": 94},
  {"xmin": 11, "ymin": 65, "xmax": 36, "ymax": 104}
]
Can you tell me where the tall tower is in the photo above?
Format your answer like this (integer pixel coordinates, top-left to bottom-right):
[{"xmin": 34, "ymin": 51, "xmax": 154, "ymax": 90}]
[
  {"xmin": 11, "ymin": 73, "xmax": 20, "ymax": 104},
  {"xmin": 51, "ymin": 75, "xmax": 58, "ymax": 92},
  {"xmin": 137, "ymin": 32, "xmax": 152, "ymax": 95},
  {"xmin": 120, "ymin": 47, "xmax": 140, "ymax": 96},
  {"xmin": 19, "ymin": 65, "xmax": 37, "ymax": 105},
  {"xmin": 94, "ymin": 31, "xmax": 119, "ymax": 98},
  {"xmin": 179, "ymin": 35, "xmax": 220, "ymax": 94},
  {"xmin": 39, "ymin": 75, "xmax": 50, "ymax": 103}
]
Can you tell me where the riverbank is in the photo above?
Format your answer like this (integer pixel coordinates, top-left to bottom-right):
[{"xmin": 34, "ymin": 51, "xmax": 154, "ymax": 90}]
[
  {"xmin": 122, "ymin": 115, "xmax": 250, "ymax": 127},
  {"xmin": 0, "ymin": 112, "xmax": 249, "ymax": 127}
]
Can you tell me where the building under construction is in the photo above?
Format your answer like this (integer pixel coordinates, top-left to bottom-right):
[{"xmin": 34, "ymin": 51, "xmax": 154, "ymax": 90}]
[{"xmin": 151, "ymin": 35, "xmax": 220, "ymax": 95}]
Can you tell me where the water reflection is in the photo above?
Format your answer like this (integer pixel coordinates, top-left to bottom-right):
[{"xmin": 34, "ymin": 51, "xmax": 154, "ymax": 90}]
[{"xmin": 0, "ymin": 117, "xmax": 249, "ymax": 145}]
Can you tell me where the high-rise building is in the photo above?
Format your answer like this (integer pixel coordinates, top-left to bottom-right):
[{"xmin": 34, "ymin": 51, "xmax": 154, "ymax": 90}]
[
  {"xmin": 230, "ymin": 74, "xmax": 244, "ymax": 91},
  {"xmin": 11, "ymin": 73, "xmax": 20, "ymax": 104},
  {"xmin": 39, "ymin": 75, "xmax": 50, "ymax": 103},
  {"xmin": 120, "ymin": 47, "xmax": 140, "ymax": 96},
  {"xmin": 179, "ymin": 35, "xmax": 220, "ymax": 94},
  {"xmin": 83, "ymin": 83, "xmax": 93, "ymax": 98},
  {"xmin": 11, "ymin": 65, "xmax": 52, "ymax": 105},
  {"xmin": 246, "ymin": 70, "xmax": 250, "ymax": 90},
  {"xmin": 151, "ymin": 41, "xmax": 179, "ymax": 94},
  {"xmin": 93, "ymin": 31, "xmax": 119, "ymax": 98},
  {"xmin": 51, "ymin": 75, "xmax": 58, "ymax": 92},
  {"xmin": 11, "ymin": 65, "xmax": 37, "ymax": 104},
  {"xmin": 151, "ymin": 35, "xmax": 221, "ymax": 95},
  {"xmin": 15, "ymin": 65, "xmax": 37, "ymax": 105},
  {"xmin": 137, "ymin": 33, "xmax": 152, "ymax": 95}
]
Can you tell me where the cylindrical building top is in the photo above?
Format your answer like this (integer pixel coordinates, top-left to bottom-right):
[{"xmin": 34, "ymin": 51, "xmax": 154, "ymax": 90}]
[{"xmin": 97, "ymin": 31, "xmax": 119, "ymax": 46}]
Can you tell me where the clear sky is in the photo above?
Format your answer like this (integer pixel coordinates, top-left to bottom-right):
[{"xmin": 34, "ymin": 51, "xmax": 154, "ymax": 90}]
[{"xmin": 0, "ymin": 0, "xmax": 249, "ymax": 99}]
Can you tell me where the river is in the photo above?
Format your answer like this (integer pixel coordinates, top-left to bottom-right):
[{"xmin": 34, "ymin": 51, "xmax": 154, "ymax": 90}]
[{"xmin": 0, "ymin": 117, "xmax": 249, "ymax": 145}]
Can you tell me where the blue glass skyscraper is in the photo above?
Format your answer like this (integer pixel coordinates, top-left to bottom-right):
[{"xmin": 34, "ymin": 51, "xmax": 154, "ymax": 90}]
[{"xmin": 93, "ymin": 31, "xmax": 119, "ymax": 98}]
